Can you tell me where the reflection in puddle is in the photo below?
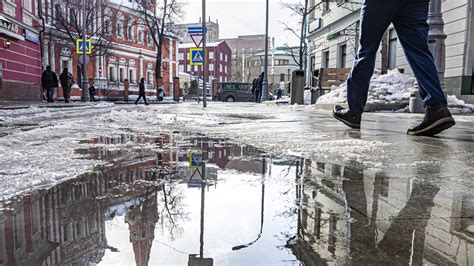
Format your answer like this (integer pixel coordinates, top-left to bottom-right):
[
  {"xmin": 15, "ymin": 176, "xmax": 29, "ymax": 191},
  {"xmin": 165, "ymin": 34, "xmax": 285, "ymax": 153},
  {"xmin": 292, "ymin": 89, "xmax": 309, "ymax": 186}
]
[{"xmin": 0, "ymin": 133, "xmax": 472, "ymax": 265}]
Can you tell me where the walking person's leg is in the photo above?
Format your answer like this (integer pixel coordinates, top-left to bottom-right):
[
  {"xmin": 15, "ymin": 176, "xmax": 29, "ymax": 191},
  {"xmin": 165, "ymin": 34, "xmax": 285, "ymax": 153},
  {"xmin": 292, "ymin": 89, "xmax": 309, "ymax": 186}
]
[
  {"xmin": 47, "ymin": 87, "xmax": 54, "ymax": 102},
  {"xmin": 143, "ymin": 95, "xmax": 148, "ymax": 105},
  {"xmin": 393, "ymin": 0, "xmax": 454, "ymax": 136},
  {"xmin": 333, "ymin": 0, "xmax": 400, "ymax": 128},
  {"xmin": 135, "ymin": 95, "xmax": 142, "ymax": 105}
]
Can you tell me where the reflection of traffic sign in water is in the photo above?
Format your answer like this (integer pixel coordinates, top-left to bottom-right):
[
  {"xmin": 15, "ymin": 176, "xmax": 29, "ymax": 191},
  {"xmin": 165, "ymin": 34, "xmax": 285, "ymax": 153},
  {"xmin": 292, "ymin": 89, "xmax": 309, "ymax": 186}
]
[
  {"xmin": 190, "ymin": 48, "xmax": 204, "ymax": 66},
  {"xmin": 189, "ymin": 151, "xmax": 204, "ymax": 168}
]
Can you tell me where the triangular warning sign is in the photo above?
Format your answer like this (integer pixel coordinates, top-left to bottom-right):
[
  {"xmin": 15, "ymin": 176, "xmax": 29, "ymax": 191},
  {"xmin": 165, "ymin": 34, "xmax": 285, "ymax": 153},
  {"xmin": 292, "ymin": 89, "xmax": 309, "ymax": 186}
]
[
  {"xmin": 190, "ymin": 34, "xmax": 204, "ymax": 48},
  {"xmin": 193, "ymin": 51, "xmax": 204, "ymax": 62}
]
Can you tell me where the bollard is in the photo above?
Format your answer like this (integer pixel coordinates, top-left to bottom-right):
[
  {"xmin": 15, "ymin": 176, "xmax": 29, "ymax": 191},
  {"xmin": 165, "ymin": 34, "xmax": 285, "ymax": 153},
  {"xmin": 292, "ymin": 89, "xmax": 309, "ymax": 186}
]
[
  {"xmin": 290, "ymin": 70, "xmax": 305, "ymax": 105},
  {"xmin": 409, "ymin": 89, "xmax": 426, "ymax": 113},
  {"xmin": 173, "ymin": 77, "xmax": 180, "ymax": 102}
]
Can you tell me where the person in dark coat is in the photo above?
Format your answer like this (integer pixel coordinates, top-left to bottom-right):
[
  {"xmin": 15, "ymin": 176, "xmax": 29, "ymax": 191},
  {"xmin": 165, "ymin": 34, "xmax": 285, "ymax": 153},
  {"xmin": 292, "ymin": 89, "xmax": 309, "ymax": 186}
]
[
  {"xmin": 41, "ymin": 66, "xmax": 58, "ymax": 103},
  {"xmin": 88, "ymin": 78, "xmax": 96, "ymax": 102},
  {"xmin": 135, "ymin": 78, "xmax": 149, "ymax": 105},
  {"xmin": 255, "ymin": 72, "xmax": 264, "ymax": 103},
  {"xmin": 59, "ymin": 68, "xmax": 74, "ymax": 103}
]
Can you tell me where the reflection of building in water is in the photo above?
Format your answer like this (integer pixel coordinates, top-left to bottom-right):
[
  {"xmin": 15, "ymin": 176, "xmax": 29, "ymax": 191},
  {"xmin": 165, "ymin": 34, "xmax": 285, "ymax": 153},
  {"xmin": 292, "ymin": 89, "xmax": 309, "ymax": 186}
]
[
  {"xmin": 0, "ymin": 134, "xmax": 168, "ymax": 265},
  {"xmin": 125, "ymin": 193, "xmax": 159, "ymax": 266},
  {"xmin": 291, "ymin": 160, "xmax": 474, "ymax": 265}
]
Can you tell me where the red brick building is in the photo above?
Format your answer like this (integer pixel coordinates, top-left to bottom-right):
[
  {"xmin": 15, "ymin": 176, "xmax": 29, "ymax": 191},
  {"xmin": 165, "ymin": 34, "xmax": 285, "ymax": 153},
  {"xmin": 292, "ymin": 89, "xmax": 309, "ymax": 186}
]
[
  {"xmin": 41, "ymin": 0, "xmax": 179, "ymax": 99},
  {"xmin": 178, "ymin": 41, "xmax": 232, "ymax": 83},
  {"xmin": 0, "ymin": 0, "xmax": 42, "ymax": 100}
]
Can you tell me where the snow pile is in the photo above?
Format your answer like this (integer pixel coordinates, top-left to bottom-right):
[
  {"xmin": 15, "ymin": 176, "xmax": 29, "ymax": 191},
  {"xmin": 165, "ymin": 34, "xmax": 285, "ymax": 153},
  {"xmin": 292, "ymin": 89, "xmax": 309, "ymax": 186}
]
[
  {"xmin": 447, "ymin": 95, "xmax": 474, "ymax": 114},
  {"xmin": 317, "ymin": 69, "xmax": 415, "ymax": 105}
]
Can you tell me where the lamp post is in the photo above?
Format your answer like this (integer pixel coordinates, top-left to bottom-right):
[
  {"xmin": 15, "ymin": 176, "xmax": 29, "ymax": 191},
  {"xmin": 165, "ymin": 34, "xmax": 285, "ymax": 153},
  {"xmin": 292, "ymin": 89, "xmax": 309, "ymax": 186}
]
[
  {"xmin": 202, "ymin": 0, "xmax": 207, "ymax": 108},
  {"xmin": 261, "ymin": 0, "xmax": 270, "ymax": 101},
  {"xmin": 427, "ymin": 0, "xmax": 447, "ymax": 90},
  {"xmin": 81, "ymin": 0, "xmax": 89, "ymax": 101}
]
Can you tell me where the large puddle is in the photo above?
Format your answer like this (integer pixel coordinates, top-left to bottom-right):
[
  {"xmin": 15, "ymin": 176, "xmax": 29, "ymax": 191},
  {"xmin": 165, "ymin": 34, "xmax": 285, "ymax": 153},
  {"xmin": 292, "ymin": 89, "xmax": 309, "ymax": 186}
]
[{"xmin": 0, "ymin": 132, "xmax": 473, "ymax": 265}]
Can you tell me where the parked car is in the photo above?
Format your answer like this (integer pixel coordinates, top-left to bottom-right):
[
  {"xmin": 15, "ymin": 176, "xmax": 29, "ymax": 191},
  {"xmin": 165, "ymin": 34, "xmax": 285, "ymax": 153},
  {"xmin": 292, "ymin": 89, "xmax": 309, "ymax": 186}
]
[{"xmin": 216, "ymin": 82, "xmax": 254, "ymax": 102}]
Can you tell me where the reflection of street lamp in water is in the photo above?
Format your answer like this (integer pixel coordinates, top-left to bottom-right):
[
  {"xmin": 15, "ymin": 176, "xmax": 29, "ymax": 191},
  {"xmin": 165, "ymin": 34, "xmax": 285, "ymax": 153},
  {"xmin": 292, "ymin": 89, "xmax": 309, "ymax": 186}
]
[
  {"xmin": 232, "ymin": 158, "xmax": 266, "ymax": 251},
  {"xmin": 188, "ymin": 162, "xmax": 214, "ymax": 266}
]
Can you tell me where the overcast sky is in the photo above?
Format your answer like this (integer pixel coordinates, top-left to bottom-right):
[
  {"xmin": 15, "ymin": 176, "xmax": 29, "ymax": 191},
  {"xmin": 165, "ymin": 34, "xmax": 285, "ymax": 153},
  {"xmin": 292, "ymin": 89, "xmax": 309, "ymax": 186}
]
[{"xmin": 181, "ymin": 0, "xmax": 300, "ymax": 47}]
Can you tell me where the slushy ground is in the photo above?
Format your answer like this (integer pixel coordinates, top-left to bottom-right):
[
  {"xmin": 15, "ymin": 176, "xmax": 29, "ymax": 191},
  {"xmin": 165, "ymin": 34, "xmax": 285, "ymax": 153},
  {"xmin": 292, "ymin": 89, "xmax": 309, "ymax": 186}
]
[{"xmin": 0, "ymin": 102, "xmax": 472, "ymax": 265}]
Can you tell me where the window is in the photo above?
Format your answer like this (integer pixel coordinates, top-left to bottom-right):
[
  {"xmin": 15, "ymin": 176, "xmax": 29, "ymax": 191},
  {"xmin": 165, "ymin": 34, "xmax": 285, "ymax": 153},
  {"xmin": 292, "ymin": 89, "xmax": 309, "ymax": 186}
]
[
  {"xmin": 104, "ymin": 18, "xmax": 112, "ymax": 34},
  {"xmin": 178, "ymin": 53, "xmax": 184, "ymax": 60},
  {"xmin": 129, "ymin": 69, "xmax": 135, "ymax": 83},
  {"xmin": 209, "ymin": 51, "xmax": 214, "ymax": 60},
  {"xmin": 220, "ymin": 53, "xmax": 223, "ymax": 61},
  {"xmin": 209, "ymin": 64, "xmax": 214, "ymax": 71},
  {"xmin": 138, "ymin": 28, "xmax": 144, "ymax": 43},
  {"xmin": 322, "ymin": 0, "xmax": 330, "ymax": 14},
  {"xmin": 388, "ymin": 29, "xmax": 398, "ymax": 70},
  {"xmin": 117, "ymin": 21, "xmax": 124, "ymax": 37},
  {"xmin": 109, "ymin": 66, "xmax": 116, "ymax": 82},
  {"xmin": 147, "ymin": 71, "xmax": 153, "ymax": 84},
  {"xmin": 148, "ymin": 31, "xmax": 153, "ymax": 44},
  {"xmin": 22, "ymin": 0, "xmax": 32, "ymax": 12},
  {"xmin": 338, "ymin": 44, "xmax": 347, "ymax": 68},
  {"xmin": 280, "ymin": 73, "xmax": 285, "ymax": 82},
  {"xmin": 310, "ymin": 56, "xmax": 316, "ymax": 72},
  {"xmin": 119, "ymin": 68, "xmax": 125, "ymax": 82},
  {"xmin": 128, "ymin": 24, "xmax": 134, "ymax": 41},
  {"xmin": 69, "ymin": 9, "xmax": 76, "ymax": 24},
  {"xmin": 179, "ymin": 65, "xmax": 184, "ymax": 72},
  {"xmin": 322, "ymin": 50, "xmax": 330, "ymax": 68}
]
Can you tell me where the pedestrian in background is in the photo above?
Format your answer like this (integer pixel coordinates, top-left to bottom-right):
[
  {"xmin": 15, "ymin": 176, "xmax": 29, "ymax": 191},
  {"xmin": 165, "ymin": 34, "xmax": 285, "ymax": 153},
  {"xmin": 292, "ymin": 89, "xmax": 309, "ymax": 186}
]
[
  {"xmin": 333, "ymin": 0, "xmax": 455, "ymax": 136},
  {"xmin": 88, "ymin": 78, "xmax": 96, "ymax": 102},
  {"xmin": 41, "ymin": 66, "xmax": 58, "ymax": 103},
  {"xmin": 135, "ymin": 78, "xmax": 149, "ymax": 105},
  {"xmin": 59, "ymin": 68, "xmax": 74, "ymax": 103},
  {"xmin": 255, "ymin": 72, "xmax": 264, "ymax": 103}
]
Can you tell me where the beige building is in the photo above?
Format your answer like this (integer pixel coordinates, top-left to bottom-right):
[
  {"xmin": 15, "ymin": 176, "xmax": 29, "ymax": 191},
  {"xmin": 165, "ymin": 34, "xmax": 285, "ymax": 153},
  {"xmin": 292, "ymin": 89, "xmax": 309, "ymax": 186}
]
[{"xmin": 221, "ymin": 35, "xmax": 269, "ymax": 82}]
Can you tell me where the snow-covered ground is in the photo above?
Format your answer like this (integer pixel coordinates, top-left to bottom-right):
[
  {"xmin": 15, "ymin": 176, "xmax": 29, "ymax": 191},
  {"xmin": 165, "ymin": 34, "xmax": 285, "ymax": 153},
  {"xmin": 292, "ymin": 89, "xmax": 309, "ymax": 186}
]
[
  {"xmin": 315, "ymin": 69, "xmax": 474, "ymax": 113},
  {"xmin": 317, "ymin": 69, "xmax": 414, "ymax": 105}
]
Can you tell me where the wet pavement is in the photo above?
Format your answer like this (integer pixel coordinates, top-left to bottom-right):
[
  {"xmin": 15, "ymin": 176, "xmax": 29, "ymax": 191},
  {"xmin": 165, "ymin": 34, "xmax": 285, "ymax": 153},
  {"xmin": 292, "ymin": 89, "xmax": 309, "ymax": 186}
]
[{"xmin": 0, "ymin": 102, "xmax": 473, "ymax": 265}]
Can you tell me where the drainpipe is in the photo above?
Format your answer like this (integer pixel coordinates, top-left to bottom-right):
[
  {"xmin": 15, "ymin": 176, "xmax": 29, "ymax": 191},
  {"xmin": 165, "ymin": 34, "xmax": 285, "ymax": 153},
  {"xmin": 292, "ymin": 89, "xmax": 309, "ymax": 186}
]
[
  {"xmin": 427, "ymin": 0, "xmax": 447, "ymax": 91},
  {"xmin": 38, "ymin": 0, "xmax": 46, "ymax": 70}
]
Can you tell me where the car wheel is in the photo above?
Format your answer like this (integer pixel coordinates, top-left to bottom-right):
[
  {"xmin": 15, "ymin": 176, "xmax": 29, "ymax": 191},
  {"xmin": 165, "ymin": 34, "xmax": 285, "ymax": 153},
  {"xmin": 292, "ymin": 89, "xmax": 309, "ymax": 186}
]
[{"xmin": 226, "ymin": 96, "xmax": 235, "ymax": 102}]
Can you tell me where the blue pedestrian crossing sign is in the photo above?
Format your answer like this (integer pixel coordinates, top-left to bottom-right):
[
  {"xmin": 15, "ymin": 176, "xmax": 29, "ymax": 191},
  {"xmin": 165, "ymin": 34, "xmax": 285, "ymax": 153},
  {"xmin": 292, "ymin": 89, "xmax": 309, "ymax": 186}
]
[
  {"xmin": 76, "ymin": 39, "xmax": 92, "ymax": 55},
  {"xmin": 190, "ymin": 48, "xmax": 204, "ymax": 66},
  {"xmin": 189, "ymin": 151, "xmax": 204, "ymax": 168}
]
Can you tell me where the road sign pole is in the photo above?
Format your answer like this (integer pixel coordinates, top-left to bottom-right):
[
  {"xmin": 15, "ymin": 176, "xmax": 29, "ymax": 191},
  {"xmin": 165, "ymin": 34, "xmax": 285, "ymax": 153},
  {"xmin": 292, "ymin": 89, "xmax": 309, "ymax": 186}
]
[
  {"xmin": 202, "ymin": 0, "xmax": 207, "ymax": 108},
  {"xmin": 262, "ymin": 0, "xmax": 269, "ymax": 102},
  {"xmin": 81, "ymin": 0, "xmax": 90, "ymax": 102}
]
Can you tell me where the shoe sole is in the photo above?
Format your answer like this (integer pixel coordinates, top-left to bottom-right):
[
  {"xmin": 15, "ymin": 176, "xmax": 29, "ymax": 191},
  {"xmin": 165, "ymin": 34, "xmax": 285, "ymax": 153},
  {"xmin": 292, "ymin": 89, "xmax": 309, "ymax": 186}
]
[
  {"xmin": 333, "ymin": 112, "xmax": 361, "ymax": 129},
  {"xmin": 407, "ymin": 117, "xmax": 456, "ymax": 136}
]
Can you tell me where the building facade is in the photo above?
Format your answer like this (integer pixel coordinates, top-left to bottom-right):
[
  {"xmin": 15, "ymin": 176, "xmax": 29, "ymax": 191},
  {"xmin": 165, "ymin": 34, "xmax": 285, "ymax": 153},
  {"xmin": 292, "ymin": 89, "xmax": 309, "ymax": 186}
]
[
  {"xmin": 178, "ymin": 41, "xmax": 232, "ymax": 83},
  {"xmin": 0, "ymin": 0, "xmax": 42, "ymax": 100},
  {"xmin": 222, "ymin": 34, "xmax": 269, "ymax": 82},
  {"xmin": 246, "ymin": 47, "xmax": 300, "ymax": 92},
  {"xmin": 172, "ymin": 18, "xmax": 220, "ymax": 44},
  {"xmin": 41, "ymin": 0, "xmax": 179, "ymax": 99},
  {"xmin": 306, "ymin": 0, "xmax": 474, "ymax": 103}
]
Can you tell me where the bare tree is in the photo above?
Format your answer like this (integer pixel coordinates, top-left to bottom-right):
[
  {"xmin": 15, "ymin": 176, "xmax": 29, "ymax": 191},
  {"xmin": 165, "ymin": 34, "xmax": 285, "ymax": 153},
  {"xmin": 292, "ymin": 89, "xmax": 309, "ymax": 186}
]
[
  {"xmin": 50, "ymin": 0, "xmax": 118, "ymax": 57},
  {"xmin": 137, "ymin": 0, "xmax": 185, "ymax": 94},
  {"xmin": 280, "ymin": 0, "xmax": 318, "ymax": 70}
]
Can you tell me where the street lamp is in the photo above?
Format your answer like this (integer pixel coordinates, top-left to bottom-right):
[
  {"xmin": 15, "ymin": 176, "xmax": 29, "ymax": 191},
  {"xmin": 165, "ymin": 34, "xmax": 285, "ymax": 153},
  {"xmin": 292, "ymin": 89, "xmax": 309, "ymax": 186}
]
[
  {"xmin": 232, "ymin": 158, "xmax": 266, "ymax": 251},
  {"xmin": 81, "ymin": 0, "xmax": 89, "ymax": 102},
  {"xmin": 202, "ymin": 0, "xmax": 207, "ymax": 108},
  {"xmin": 261, "ymin": 0, "xmax": 270, "ymax": 101}
]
